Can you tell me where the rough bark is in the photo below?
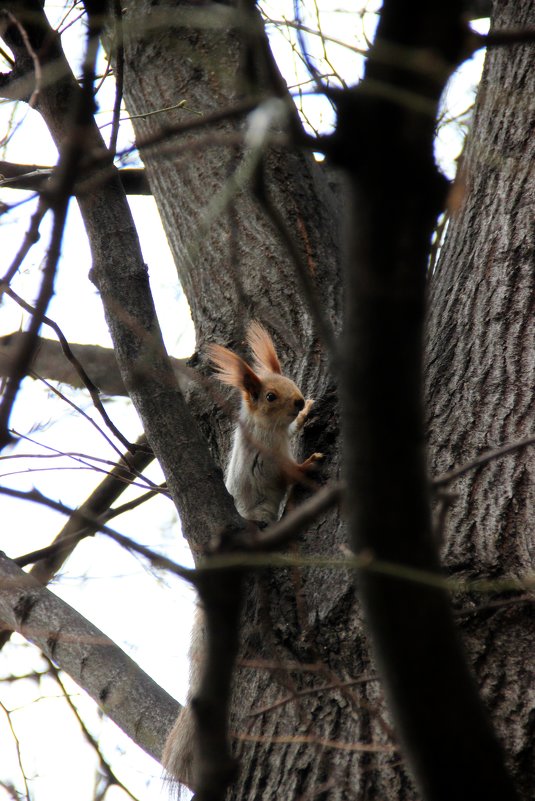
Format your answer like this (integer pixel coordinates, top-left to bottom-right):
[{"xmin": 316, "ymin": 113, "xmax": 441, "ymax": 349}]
[
  {"xmin": 111, "ymin": 1, "xmax": 529, "ymax": 798},
  {"xmin": 425, "ymin": 1, "xmax": 535, "ymax": 797},
  {"xmin": 118, "ymin": 3, "xmax": 341, "ymax": 351},
  {"xmin": 116, "ymin": 4, "xmax": 391, "ymax": 800}
]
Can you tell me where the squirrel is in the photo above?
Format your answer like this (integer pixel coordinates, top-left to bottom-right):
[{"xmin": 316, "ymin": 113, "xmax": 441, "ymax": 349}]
[{"xmin": 162, "ymin": 321, "xmax": 322, "ymax": 792}]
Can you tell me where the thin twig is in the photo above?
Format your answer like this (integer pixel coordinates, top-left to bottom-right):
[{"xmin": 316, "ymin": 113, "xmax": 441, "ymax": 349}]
[
  {"xmin": 233, "ymin": 730, "xmax": 396, "ymax": 754},
  {"xmin": 108, "ymin": 0, "xmax": 124, "ymax": 156},
  {"xmin": 0, "ymin": 197, "xmax": 48, "ymax": 291},
  {"xmin": 46, "ymin": 660, "xmax": 142, "ymax": 801},
  {"xmin": 247, "ymin": 674, "xmax": 378, "ymax": 717},
  {"xmin": 1, "ymin": 484, "xmax": 193, "ymax": 583},
  {"xmin": 0, "ymin": 16, "xmax": 102, "ymax": 450},
  {"xmin": 5, "ymin": 287, "xmax": 139, "ymax": 454},
  {"xmin": 263, "ymin": 15, "xmax": 368, "ymax": 57},
  {"xmin": 0, "ymin": 700, "xmax": 30, "ymax": 801},
  {"xmin": 5, "ymin": 12, "xmax": 42, "ymax": 109},
  {"xmin": 432, "ymin": 434, "xmax": 535, "ymax": 487},
  {"xmin": 0, "ymin": 193, "xmax": 68, "ymax": 449},
  {"xmin": 27, "ymin": 437, "xmax": 160, "ymax": 586},
  {"xmin": 247, "ymin": 482, "xmax": 344, "ymax": 552},
  {"xmin": 6, "ymin": 430, "xmax": 157, "ymax": 491}
]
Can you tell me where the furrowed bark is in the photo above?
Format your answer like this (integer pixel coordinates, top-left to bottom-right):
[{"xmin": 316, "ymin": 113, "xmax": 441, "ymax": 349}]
[{"xmin": 426, "ymin": 1, "xmax": 535, "ymax": 795}]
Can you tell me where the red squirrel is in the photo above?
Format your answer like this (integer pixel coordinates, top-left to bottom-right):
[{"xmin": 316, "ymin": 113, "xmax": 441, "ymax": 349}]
[
  {"xmin": 162, "ymin": 322, "xmax": 321, "ymax": 790},
  {"xmin": 207, "ymin": 321, "xmax": 322, "ymax": 523}
]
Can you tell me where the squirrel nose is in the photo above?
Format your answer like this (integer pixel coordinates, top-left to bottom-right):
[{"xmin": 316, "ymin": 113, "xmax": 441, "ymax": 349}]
[{"xmin": 295, "ymin": 398, "xmax": 305, "ymax": 411}]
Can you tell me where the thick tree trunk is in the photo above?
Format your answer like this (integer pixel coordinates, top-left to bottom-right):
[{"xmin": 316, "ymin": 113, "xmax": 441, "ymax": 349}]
[
  {"xmin": 119, "ymin": 2, "xmax": 341, "ymax": 351},
  {"xmin": 100, "ymin": 0, "xmax": 531, "ymax": 798},
  {"xmin": 425, "ymin": 1, "xmax": 535, "ymax": 797},
  {"xmin": 118, "ymin": 4, "xmax": 409, "ymax": 800}
]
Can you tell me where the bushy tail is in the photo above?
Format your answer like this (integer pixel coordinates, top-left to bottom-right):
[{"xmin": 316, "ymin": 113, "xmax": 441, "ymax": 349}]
[
  {"xmin": 162, "ymin": 704, "xmax": 196, "ymax": 796},
  {"xmin": 163, "ymin": 606, "xmax": 205, "ymax": 795}
]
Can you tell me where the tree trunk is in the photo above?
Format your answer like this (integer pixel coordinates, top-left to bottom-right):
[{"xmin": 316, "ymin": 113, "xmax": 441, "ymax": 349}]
[
  {"xmin": 425, "ymin": 1, "xmax": 535, "ymax": 797},
  {"xmin": 118, "ymin": 3, "xmax": 409, "ymax": 799},
  {"xmin": 114, "ymin": 0, "xmax": 534, "ymax": 798}
]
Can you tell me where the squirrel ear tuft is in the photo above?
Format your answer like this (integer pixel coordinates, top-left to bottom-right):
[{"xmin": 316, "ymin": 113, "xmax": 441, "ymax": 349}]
[
  {"xmin": 207, "ymin": 343, "xmax": 262, "ymax": 398},
  {"xmin": 247, "ymin": 321, "xmax": 282, "ymax": 375}
]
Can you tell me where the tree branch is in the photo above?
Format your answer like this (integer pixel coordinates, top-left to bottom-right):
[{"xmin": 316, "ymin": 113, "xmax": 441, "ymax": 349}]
[
  {"xmin": 433, "ymin": 434, "xmax": 535, "ymax": 487},
  {"xmin": 0, "ymin": 4, "xmax": 103, "ymax": 450},
  {"xmin": 28, "ymin": 435, "xmax": 156, "ymax": 585},
  {"xmin": 0, "ymin": 552, "xmax": 179, "ymax": 762},
  {"xmin": 3, "ymin": 0, "xmax": 242, "ymax": 547},
  {"xmin": 0, "ymin": 332, "xmax": 189, "ymax": 396},
  {"xmin": 0, "ymin": 160, "xmax": 151, "ymax": 194},
  {"xmin": 5, "ymin": 290, "xmax": 139, "ymax": 452},
  {"xmin": 334, "ymin": 2, "xmax": 519, "ymax": 800}
]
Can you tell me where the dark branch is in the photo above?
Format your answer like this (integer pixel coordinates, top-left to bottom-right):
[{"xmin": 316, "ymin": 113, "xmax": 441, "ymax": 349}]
[
  {"xmin": 433, "ymin": 434, "xmax": 535, "ymax": 487},
  {"xmin": 334, "ymin": 2, "xmax": 520, "ymax": 800},
  {"xmin": 28, "ymin": 435, "xmax": 155, "ymax": 585},
  {"xmin": 0, "ymin": 161, "xmax": 151, "ymax": 194},
  {"xmin": 0, "ymin": 5, "xmax": 105, "ymax": 450}
]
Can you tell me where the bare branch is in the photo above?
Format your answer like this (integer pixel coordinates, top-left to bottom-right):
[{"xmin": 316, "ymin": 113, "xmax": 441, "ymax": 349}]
[
  {"xmin": 0, "ymin": 553, "xmax": 179, "ymax": 762},
  {"xmin": 107, "ymin": 1, "xmax": 124, "ymax": 157},
  {"xmin": 0, "ymin": 9, "xmax": 104, "ymax": 450},
  {"xmin": 0, "ymin": 484, "xmax": 192, "ymax": 585},
  {"xmin": 4, "ymin": 289, "xmax": 139, "ymax": 452},
  {"xmin": 244, "ymin": 482, "xmax": 344, "ymax": 552},
  {"xmin": 433, "ymin": 434, "xmax": 535, "ymax": 487},
  {"xmin": 0, "ymin": 196, "xmax": 47, "ymax": 289},
  {"xmin": 0, "ymin": 698, "xmax": 31, "ymax": 801},
  {"xmin": 0, "ymin": 333, "xmax": 196, "ymax": 417},
  {"xmin": 4, "ymin": 10, "xmax": 41, "ymax": 109},
  {"xmin": 0, "ymin": 160, "xmax": 151, "ymax": 194},
  {"xmin": 47, "ymin": 661, "xmax": 142, "ymax": 801},
  {"xmin": 28, "ymin": 435, "xmax": 155, "ymax": 585},
  {"xmin": 471, "ymin": 26, "xmax": 535, "ymax": 53},
  {"xmin": 233, "ymin": 730, "xmax": 396, "ymax": 754}
]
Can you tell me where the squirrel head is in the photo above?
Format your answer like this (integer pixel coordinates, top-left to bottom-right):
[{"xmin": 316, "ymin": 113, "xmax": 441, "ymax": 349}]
[{"xmin": 207, "ymin": 322, "xmax": 305, "ymax": 428}]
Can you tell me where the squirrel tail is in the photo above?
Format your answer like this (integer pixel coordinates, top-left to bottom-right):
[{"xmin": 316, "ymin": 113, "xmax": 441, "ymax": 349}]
[
  {"xmin": 162, "ymin": 704, "xmax": 196, "ymax": 795},
  {"xmin": 163, "ymin": 605, "xmax": 206, "ymax": 794}
]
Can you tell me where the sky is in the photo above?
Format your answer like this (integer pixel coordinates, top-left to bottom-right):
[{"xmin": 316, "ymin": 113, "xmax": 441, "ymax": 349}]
[{"xmin": 0, "ymin": 4, "xmax": 488, "ymax": 800}]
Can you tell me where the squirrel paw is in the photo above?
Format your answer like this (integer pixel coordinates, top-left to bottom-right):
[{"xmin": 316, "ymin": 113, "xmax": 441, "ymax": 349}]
[
  {"xmin": 303, "ymin": 398, "xmax": 315, "ymax": 415},
  {"xmin": 299, "ymin": 452, "xmax": 324, "ymax": 472},
  {"xmin": 295, "ymin": 398, "xmax": 315, "ymax": 430}
]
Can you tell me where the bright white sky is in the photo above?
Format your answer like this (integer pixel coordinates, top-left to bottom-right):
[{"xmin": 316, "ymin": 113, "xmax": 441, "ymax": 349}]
[{"xmin": 0, "ymin": 3, "xmax": 488, "ymax": 800}]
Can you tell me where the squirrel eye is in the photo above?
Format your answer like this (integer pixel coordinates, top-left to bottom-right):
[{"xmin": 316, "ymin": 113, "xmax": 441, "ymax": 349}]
[{"xmin": 266, "ymin": 391, "xmax": 277, "ymax": 402}]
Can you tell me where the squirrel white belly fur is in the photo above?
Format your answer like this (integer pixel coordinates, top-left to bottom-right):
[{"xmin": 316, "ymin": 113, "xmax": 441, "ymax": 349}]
[{"xmin": 162, "ymin": 322, "xmax": 321, "ymax": 791}]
